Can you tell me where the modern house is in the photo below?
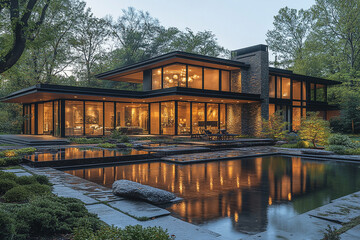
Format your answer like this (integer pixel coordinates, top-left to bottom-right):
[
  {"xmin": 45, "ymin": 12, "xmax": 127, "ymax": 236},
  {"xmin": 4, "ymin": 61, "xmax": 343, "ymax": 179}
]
[{"xmin": 1, "ymin": 44, "xmax": 340, "ymax": 137}]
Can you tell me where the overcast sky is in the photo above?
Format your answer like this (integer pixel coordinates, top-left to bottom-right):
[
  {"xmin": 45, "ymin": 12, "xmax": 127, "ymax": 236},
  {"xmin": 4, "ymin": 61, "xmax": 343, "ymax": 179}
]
[{"xmin": 83, "ymin": 0, "xmax": 314, "ymax": 58}]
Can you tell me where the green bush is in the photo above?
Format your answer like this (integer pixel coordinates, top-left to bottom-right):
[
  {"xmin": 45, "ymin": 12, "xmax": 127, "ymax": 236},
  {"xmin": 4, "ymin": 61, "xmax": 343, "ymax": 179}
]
[
  {"xmin": 97, "ymin": 143, "xmax": 117, "ymax": 148},
  {"xmin": 328, "ymin": 134, "xmax": 352, "ymax": 146},
  {"xmin": 111, "ymin": 129, "xmax": 131, "ymax": 142},
  {"xmin": 16, "ymin": 147, "xmax": 36, "ymax": 155},
  {"xmin": 1, "ymin": 156, "xmax": 23, "ymax": 166},
  {"xmin": 296, "ymin": 140, "xmax": 310, "ymax": 148},
  {"xmin": 2, "ymin": 185, "xmax": 32, "ymax": 203},
  {"xmin": 73, "ymin": 225, "xmax": 173, "ymax": 240},
  {"xmin": 327, "ymin": 145, "xmax": 348, "ymax": 155},
  {"xmin": 13, "ymin": 196, "xmax": 101, "ymax": 238},
  {"xmin": 0, "ymin": 210, "xmax": 15, "ymax": 240},
  {"xmin": 69, "ymin": 138, "xmax": 104, "ymax": 144},
  {"xmin": 0, "ymin": 171, "xmax": 17, "ymax": 181},
  {"xmin": 345, "ymin": 148, "xmax": 360, "ymax": 155},
  {"xmin": 0, "ymin": 179, "xmax": 18, "ymax": 195},
  {"xmin": 34, "ymin": 175, "xmax": 51, "ymax": 185},
  {"xmin": 23, "ymin": 183, "xmax": 52, "ymax": 195},
  {"xmin": 16, "ymin": 175, "xmax": 37, "ymax": 185},
  {"xmin": 323, "ymin": 225, "xmax": 340, "ymax": 240}
]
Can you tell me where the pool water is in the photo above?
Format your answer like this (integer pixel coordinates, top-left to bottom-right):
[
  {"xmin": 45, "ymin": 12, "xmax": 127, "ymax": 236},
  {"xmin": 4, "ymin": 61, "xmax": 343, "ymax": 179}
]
[{"xmin": 64, "ymin": 156, "xmax": 360, "ymax": 238}]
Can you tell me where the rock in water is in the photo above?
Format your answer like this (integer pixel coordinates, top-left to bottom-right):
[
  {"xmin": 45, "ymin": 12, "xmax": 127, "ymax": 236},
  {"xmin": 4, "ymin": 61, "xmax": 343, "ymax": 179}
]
[{"xmin": 112, "ymin": 180, "xmax": 176, "ymax": 204}]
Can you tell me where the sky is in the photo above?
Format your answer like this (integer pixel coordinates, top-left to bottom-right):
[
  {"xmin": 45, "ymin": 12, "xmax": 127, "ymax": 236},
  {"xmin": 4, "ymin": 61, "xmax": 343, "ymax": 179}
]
[{"xmin": 83, "ymin": 0, "xmax": 315, "ymax": 58}]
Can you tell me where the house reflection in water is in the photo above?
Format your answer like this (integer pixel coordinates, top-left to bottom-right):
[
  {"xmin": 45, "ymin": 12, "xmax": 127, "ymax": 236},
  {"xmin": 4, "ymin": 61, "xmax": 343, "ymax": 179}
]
[{"xmin": 65, "ymin": 156, "xmax": 359, "ymax": 234}]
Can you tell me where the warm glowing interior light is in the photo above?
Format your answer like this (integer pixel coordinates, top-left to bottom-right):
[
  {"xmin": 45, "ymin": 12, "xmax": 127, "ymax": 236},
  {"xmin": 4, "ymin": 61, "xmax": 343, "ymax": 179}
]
[
  {"xmin": 288, "ymin": 193, "xmax": 292, "ymax": 201},
  {"xmin": 173, "ymin": 74, "xmax": 178, "ymax": 79},
  {"xmin": 268, "ymin": 196, "xmax": 272, "ymax": 205}
]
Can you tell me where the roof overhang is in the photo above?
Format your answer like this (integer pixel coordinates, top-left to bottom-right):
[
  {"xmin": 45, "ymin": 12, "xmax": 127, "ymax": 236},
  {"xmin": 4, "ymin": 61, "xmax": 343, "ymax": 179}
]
[
  {"xmin": 1, "ymin": 84, "xmax": 261, "ymax": 104},
  {"xmin": 95, "ymin": 51, "xmax": 249, "ymax": 83}
]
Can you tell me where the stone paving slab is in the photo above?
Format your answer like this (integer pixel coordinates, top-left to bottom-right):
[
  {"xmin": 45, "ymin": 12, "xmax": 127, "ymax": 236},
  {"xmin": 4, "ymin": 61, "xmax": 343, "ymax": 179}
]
[
  {"xmin": 340, "ymin": 225, "xmax": 360, "ymax": 239},
  {"xmin": 2, "ymin": 169, "xmax": 26, "ymax": 173},
  {"xmin": 14, "ymin": 172, "xmax": 33, "ymax": 177},
  {"xmin": 52, "ymin": 185, "xmax": 98, "ymax": 204},
  {"xmin": 108, "ymin": 200, "xmax": 170, "ymax": 219},
  {"xmin": 243, "ymin": 214, "xmax": 342, "ymax": 240},
  {"xmin": 331, "ymin": 191, "xmax": 360, "ymax": 208},
  {"xmin": 307, "ymin": 201, "xmax": 360, "ymax": 223}
]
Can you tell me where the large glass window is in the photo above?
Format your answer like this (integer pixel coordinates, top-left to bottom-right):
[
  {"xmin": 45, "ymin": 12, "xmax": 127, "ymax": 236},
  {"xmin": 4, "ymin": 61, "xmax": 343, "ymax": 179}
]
[
  {"xmin": 150, "ymin": 103, "xmax": 160, "ymax": 134},
  {"xmin": 269, "ymin": 104, "xmax": 275, "ymax": 119},
  {"xmin": 152, "ymin": 68, "xmax": 162, "ymax": 90},
  {"xmin": 31, "ymin": 104, "xmax": 35, "ymax": 134},
  {"xmin": 117, "ymin": 103, "xmax": 149, "ymax": 134},
  {"xmin": 116, "ymin": 103, "xmax": 125, "ymax": 128},
  {"xmin": 65, "ymin": 101, "xmax": 83, "ymax": 136},
  {"xmin": 192, "ymin": 103, "xmax": 205, "ymax": 134},
  {"xmin": 161, "ymin": 102, "xmax": 175, "ymax": 135},
  {"xmin": 282, "ymin": 77, "xmax": 291, "ymax": 99},
  {"xmin": 178, "ymin": 102, "xmax": 191, "ymax": 135},
  {"xmin": 221, "ymin": 71, "xmax": 230, "ymax": 91},
  {"xmin": 54, "ymin": 101, "xmax": 60, "ymax": 137},
  {"xmin": 207, "ymin": 103, "xmax": 218, "ymax": 131},
  {"xmin": 276, "ymin": 77, "xmax": 281, "ymax": 98},
  {"xmin": 204, "ymin": 68, "xmax": 219, "ymax": 91},
  {"xmin": 163, "ymin": 64, "xmax": 186, "ymax": 88},
  {"xmin": 104, "ymin": 102, "xmax": 114, "ymax": 135},
  {"xmin": 43, "ymin": 102, "xmax": 53, "ymax": 135},
  {"xmin": 188, "ymin": 66, "xmax": 202, "ymax": 89},
  {"xmin": 37, "ymin": 103, "xmax": 44, "ymax": 134},
  {"xmin": 24, "ymin": 105, "xmax": 31, "ymax": 134},
  {"xmin": 302, "ymin": 81, "xmax": 307, "ymax": 100},
  {"xmin": 269, "ymin": 75, "xmax": 275, "ymax": 98},
  {"xmin": 316, "ymin": 84, "xmax": 326, "ymax": 102},
  {"xmin": 310, "ymin": 83, "xmax": 316, "ymax": 101},
  {"xmin": 85, "ymin": 101, "xmax": 103, "ymax": 136},
  {"xmin": 220, "ymin": 104, "xmax": 226, "ymax": 129},
  {"xmin": 292, "ymin": 107, "xmax": 301, "ymax": 131},
  {"xmin": 292, "ymin": 80, "xmax": 301, "ymax": 100}
]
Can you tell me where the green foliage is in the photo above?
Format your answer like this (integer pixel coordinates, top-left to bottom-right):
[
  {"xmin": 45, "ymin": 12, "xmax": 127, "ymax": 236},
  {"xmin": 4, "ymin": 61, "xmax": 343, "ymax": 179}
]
[
  {"xmin": 0, "ymin": 210, "xmax": 15, "ymax": 240},
  {"xmin": 0, "ymin": 171, "xmax": 17, "ymax": 181},
  {"xmin": 299, "ymin": 112, "xmax": 331, "ymax": 148},
  {"xmin": 111, "ymin": 129, "xmax": 130, "ymax": 143},
  {"xmin": 97, "ymin": 143, "xmax": 116, "ymax": 148},
  {"xmin": 0, "ymin": 179, "xmax": 18, "ymax": 195},
  {"xmin": 34, "ymin": 175, "xmax": 51, "ymax": 185},
  {"xmin": 1, "ymin": 195, "xmax": 101, "ymax": 239},
  {"xmin": 261, "ymin": 111, "xmax": 288, "ymax": 140},
  {"xmin": 278, "ymin": 140, "xmax": 311, "ymax": 149},
  {"xmin": 0, "ymin": 147, "xmax": 36, "ymax": 167},
  {"xmin": 323, "ymin": 225, "xmax": 340, "ymax": 240},
  {"xmin": 328, "ymin": 134, "xmax": 353, "ymax": 146},
  {"xmin": 73, "ymin": 225, "xmax": 173, "ymax": 240},
  {"xmin": 2, "ymin": 186, "xmax": 32, "ymax": 203},
  {"xmin": 327, "ymin": 145, "xmax": 348, "ymax": 155},
  {"xmin": 69, "ymin": 138, "xmax": 105, "ymax": 144},
  {"xmin": 15, "ymin": 175, "xmax": 37, "ymax": 185}
]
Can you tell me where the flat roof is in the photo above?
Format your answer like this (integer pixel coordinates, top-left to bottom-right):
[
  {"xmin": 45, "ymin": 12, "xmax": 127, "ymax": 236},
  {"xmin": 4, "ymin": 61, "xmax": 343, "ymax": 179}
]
[
  {"xmin": 269, "ymin": 67, "xmax": 341, "ymax": 85},
  {"xmin": 96, "ymin": 51, "xmax": 250, "ymax": 82},
  {"xmin": 1, "ymin": 84, "xmax": 261, "ymax": 104}
]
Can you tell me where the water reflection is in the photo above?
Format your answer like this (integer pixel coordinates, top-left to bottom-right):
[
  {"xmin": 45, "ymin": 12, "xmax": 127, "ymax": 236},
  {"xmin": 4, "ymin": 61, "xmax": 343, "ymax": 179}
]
[
  {"xmin": 26, "ymin": 147, "xmax": 149, "ymax": 162},
  {"xmin": 65, "ymin": 156, "xmax": 360, "ymax": 237}
]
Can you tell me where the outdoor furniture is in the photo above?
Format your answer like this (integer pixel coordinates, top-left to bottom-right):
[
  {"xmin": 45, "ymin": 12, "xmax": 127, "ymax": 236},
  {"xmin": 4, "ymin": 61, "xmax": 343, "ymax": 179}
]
[
  {"xmin": 203, "ymin": 130, "xmax": 222, "ymax": 141},
  {"xmin": 220, "ymin": 129, "xmax": 238, "ymax": 140}
]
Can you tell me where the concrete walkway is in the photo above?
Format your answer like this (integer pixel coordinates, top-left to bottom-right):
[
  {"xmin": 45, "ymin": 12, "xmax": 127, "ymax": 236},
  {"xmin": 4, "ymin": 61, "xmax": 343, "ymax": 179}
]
[{"xmin": 11, "ymin": 164, "xmax": 360, "ymax": 240}]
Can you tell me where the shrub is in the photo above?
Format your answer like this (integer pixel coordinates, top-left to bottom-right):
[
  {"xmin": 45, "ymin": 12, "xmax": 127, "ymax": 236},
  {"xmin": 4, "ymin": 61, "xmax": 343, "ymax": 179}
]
[
  {"xmin": 345, "ymin": 148, "xmax": 360, "ymax": 155},
  {"xmin": 261, "ymin": 111, "xmax": 288, "ymax": 140},
  {"xmin": 327, "ymin": 145, "xmax": 348, "ymax": 155},
  {"xmin": 119, "ymin": 134, "xmax": 130, "ymax": 143},
  {"xmin": 323, "ymin": 225, "xmax": 340, "ymax": 240},
  {"xmin": 70, "ymin": 138, "xmax": 104, "ymax": 144},
  {"xmin": 0, "ymin": 179, "xmax": 18, "ymax": 195},
  {"xmin": 0, "ymin": 210, "xmax": 15, "ymax": 240},
  {"xmin": 1, "ymin": 156, "xmax": 23, "ymax": 166},
  {"xmin": 16, "ymin": 175, "xmax": 37, "ymax": 185},
  {"xmin": 0, "ymin": 171, "xmax": 17, "ymax": 181},
  {"xmin": 16, "ymin": 147, "xmax": 36, "ymax": 155},
  {"xmin": 23, "ymin": 183, "xmax": 52, "ymax": 195},
  {"xmin": 73, "ymin": 225, "xmax": 173, "ymax": 240},
  {"xmin": 34, "ymin": 175, "xmax": 51, "ymax": 185},
  {"xmin": 97, "ymin": 143, "xmax": 116, "ymax": 148},
  {"xmin": 299, "ymin": 112, "xmax": 331, "ymax": 148},
  {"xmin": 2, "ymin": 185, "xmax": 32, "ymax": 203},
  {"xmin": 14, "ymin": 196, "xmax": 101, "ymax": 238},
  {"xmin": 296, "ymin": 140, "xmax": 310, "ymax": 148},
  {"xmin": 284, "ymin": 132, "xmax": 300, "ymax": 143},
  {"xmin": 328, "ymin": 134, "xmax": 352, "ymax": 147}
]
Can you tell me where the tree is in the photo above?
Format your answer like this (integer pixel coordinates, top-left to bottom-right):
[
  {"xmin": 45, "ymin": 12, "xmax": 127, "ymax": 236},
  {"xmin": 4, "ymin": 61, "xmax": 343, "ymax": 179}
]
[
  {"xmin": 0, "ymin": 0, "xmax": 51, "ymax": 74},
  {"xmin": 299, "ymin": 112, "xmax": 331, "ymax": 148},
  {"xmin": 261, "ymin": 111, "xmax": 288, "ymax": 140},
  {"xmin": 266, "ymin": 7, "xmax": 312, "ymax": 68}
]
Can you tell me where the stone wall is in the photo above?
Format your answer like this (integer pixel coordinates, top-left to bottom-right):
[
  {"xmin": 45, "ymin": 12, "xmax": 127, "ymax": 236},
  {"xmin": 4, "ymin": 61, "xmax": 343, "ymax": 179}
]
[
  {"xmin": 241, "ymin": 103, "xmax": 262, "ymax": 137},
  {"xmin": 226, "ymin": 104, "xmax": 242, "ymax": 134},
  {"xmin": 230, "ymin": 70, "xmax": 242, "ymax": 93}
]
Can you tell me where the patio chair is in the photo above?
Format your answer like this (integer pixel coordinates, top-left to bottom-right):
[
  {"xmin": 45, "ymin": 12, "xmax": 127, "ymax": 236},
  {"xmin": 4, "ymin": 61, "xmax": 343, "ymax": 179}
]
[
  {"xmin": 203, "ymin": 130, "xmax": 222, "ymax": 141},
  {"xmin": 220, "ymin": 129, "xmax": 238, "ymax": 140}
]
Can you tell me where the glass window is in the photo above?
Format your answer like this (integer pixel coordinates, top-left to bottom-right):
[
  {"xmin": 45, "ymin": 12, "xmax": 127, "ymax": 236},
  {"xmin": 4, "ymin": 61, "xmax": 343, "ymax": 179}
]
[
  {"xmin": 65, "ymin": 101, "xmax": 83, "ymax": 136},
  {"xmin": 316, "ymin": 84, "xmax": 326, "ymax": 102},
  {"xmin": 178, "ymin": 102, "xmax": 191, "ymax": 135},
  {"xmin": 220, "ymin": 104, "xmax": 226, "ymax": 129},
  {"xmin": 163, "ymin": 64, "xmax": 186, "ymax": 88},
  {"xmin": 302, "ymin": 108, "xmax": 306, "ymax": 118},
  {"xmin": 293, "ymin": 101, "xmax": 301, "ymax": 106},
  {"xmin": 204, "ymin": 68, "xmax": 219, "ymax": 91},
  {"xmin": 54, "ymin": 101, "xmax": 60, "ymax": 137},
  {"xmin": 310, "ymin": 83, "xmax": 316, "ymax": 101},
  {"xmin": 302, "ymin": 81, "xmax": 307, "ymax": 101},
  {"xmin": 292, "ymin": 80, "xmax": 301, "ymax": 100},
  {"xmin": 24, "ymin": 105, "xmax": 30, "ymax": 134},
  {"xmin": 221, "ymin": 71, "xmax": 230, "ymax": 91},
  {"xmin": 104, "ymin": 102, "xmax": 114, "ymax": 135},
  {"xmin": 269, "ymin": 75, "xmax": 275, "ymax": 98},
  {"xmin": 85, "ymin": 101, "xmax": 103, "ymax": 136},
  {"xmin": 116, "ymin": 103, "xmax": 125, "ymax": 128},
  {"xmin": 37, "ymin": 103, "xmax": 44, "ymax": 134},
  {"xmin": 188, "ymin": 66, "xmax": 202, "ymax": 89},
  {"xmin": 31, "ymin": 104, "xmax": 35, "ymax": 134},
  {"xmin": 152, "ymin": 68, "xmax": 162, "ymax": 90},
  {"xmin": 269, "ymin": 104, "xmax": 275, "ymax": 119},
  {"xmin": 292, "ymin": 107, "xmax": 301, "ymax": 131},
  {"xmin": 282, "ymin": 77, "xmax": 291, "ymax": 99},
  {"xmin": 150, "ymin": 103, "xmax": 160, "ymax": 134},
  {"xmin": 192, "ymin": 103, "xmax": 205, "ymax": 134},
  {"xmin": 207, "ymin": 103, "xmax": 218, "ymax": 132},
  {"xmin": 161, "ymin": 102, "xmax": 175, "ymax": 135},
  {"xmin": 119, "ymin": 103, "xmax": 149, "ymax": 134},
  {"xmin": 43, "ymin": 102, "xmax": 53, "ymax": 135}
]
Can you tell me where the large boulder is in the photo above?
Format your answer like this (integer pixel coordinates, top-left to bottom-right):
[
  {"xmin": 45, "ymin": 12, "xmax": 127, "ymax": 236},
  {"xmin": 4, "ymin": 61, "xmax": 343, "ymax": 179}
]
[{"xmin": 112, "ymin": 180, "xmax": 176, "ymax": 204}]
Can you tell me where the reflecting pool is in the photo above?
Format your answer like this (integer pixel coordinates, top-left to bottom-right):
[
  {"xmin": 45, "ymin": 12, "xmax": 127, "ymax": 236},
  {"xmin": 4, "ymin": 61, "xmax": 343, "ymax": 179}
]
[{"xmin": 64, "ymin": 156, "xmax": 360, "ymax": 238}]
